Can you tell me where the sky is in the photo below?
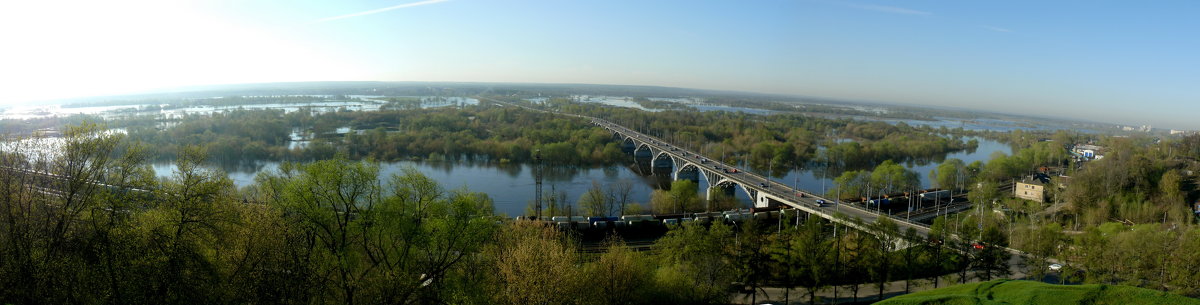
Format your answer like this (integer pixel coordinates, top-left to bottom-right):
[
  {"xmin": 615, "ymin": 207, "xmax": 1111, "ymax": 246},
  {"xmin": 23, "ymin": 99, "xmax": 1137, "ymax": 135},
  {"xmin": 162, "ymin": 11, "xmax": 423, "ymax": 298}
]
[{"xmin": 1, "ymin": 0, "xmax": 1198, "ymax": 128}]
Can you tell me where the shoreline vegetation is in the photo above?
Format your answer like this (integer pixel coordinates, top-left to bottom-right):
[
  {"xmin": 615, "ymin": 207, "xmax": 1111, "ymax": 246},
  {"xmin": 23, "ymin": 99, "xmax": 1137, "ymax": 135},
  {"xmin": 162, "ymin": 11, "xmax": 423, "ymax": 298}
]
[{"xmin": 85, "ymin": 95, "xmax": 995, "ymax": 173}]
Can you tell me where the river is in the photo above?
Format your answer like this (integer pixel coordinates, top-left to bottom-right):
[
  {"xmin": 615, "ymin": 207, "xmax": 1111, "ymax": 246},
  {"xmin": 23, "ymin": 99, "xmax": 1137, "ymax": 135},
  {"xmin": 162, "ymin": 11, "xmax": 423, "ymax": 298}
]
[
  {"xmin": 152, "ymin": 161, "xmax": 659, "ymax": 217},
  {"xmin": 15, "ymin": 96, "xmax": 1017, "ymax": 216},
  {"xmin": 150, "ymin": 136, "xmax": 1013, "ymax": 217}
]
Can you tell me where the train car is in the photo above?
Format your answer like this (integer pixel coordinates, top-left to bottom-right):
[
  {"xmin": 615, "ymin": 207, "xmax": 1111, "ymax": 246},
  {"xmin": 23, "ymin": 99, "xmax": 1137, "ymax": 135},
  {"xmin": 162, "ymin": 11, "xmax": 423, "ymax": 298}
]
[
  {"xmin": 749, "ymin": 206, "xmax": 783, "ymax": 213},
  {"xmin": 620, "ymin": 215, "xmax": 656, "ymax": 227},
  {"xmin": 691, "ymin": 212, "xmax": 723, "ymax": 224},
  {"xmin": 919, "ymin": 190, "xmax": 952, "ymax": 200},
  {"xmin": 652, "ymin": 213, "xmax": 688, "ymax": 220},
  {"xmin": 753, "ymin": 210, "xmax": 780, "ymax": 220},
  {"xmin": 588, "ymin": 216, "xmax": 619, "ymax": 229},
  {"xmin": 867, "ymin": 198, "xmax": 892, "ymax": 207},
  {"xmin": 588, "ymin": 216, "xmax": 619, "ymax": 222},
  {"xmin": 551, "ymin": 216, "xmax": 587, "ymax": 222},
  {"xmin": 722, "ymin": 210, "xmax": 752, "ymax": 222}
]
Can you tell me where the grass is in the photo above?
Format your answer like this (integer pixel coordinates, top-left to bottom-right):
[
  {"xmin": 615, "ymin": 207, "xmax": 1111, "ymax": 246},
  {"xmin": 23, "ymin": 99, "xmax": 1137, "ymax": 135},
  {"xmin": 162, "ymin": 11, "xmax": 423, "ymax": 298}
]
[{"xmin": 876, "ymin": 279, "xmax": 1200, "ymax": 305}]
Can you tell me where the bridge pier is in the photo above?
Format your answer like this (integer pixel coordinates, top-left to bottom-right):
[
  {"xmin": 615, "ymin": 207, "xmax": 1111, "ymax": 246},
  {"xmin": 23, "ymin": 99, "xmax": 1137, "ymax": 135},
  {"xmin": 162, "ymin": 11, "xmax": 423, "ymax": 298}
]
[{"xmin": 756, "ymin": 192, "xmax": 780, "ymax": 208}]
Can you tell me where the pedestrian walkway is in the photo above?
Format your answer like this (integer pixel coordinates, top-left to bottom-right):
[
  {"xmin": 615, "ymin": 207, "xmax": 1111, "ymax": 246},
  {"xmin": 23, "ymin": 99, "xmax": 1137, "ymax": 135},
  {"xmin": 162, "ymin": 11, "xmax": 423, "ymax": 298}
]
[{"xmin": 732, "ymin": 254, "xmax": 1049, "ymax": 304}]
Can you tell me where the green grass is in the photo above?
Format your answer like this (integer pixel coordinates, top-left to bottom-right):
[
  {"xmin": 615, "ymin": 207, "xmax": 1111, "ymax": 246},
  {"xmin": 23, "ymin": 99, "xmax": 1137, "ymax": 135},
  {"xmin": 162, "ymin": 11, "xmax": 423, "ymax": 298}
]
[{"xmin": 876, "ymin": 279, "xmax": 1200, "ymax": 305}]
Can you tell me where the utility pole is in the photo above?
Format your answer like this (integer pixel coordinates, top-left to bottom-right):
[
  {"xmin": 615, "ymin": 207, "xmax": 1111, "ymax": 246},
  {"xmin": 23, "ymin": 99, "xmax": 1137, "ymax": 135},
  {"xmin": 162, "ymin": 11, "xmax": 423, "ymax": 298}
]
[{"xmin": 534, "ymin": 149, "xmax": 543, "ymax": 220}]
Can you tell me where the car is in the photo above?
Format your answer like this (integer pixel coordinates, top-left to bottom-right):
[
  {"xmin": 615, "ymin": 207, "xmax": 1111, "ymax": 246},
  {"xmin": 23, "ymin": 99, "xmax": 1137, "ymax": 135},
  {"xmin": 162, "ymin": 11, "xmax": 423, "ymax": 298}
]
[
  {"xmin": 1049, "ymin": 263, "xmax": 1063, "ymax": 271},
  {"xmin": 758, "ymin": 182, "xmax": 769, "ymax": 188},
  {"xmin": 714, "ymin": 166, "xmax": 722, "ymax": 170},
  {"xmin": 815, "ymin": 199, "xmax": 826, "ymax": 206}
]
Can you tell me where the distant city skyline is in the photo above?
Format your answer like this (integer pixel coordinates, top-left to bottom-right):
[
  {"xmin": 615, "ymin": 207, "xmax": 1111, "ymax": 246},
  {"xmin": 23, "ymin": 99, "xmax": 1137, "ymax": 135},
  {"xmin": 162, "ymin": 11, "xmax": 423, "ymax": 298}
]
[{"xmin": 1, "ymin": 0, "xmax": 1197, "ymax": 129}]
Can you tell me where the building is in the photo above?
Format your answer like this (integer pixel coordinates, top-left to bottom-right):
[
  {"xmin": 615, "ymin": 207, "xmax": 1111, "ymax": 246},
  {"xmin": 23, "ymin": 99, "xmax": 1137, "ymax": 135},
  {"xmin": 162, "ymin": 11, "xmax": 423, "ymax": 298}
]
[
  {"xmin": 1072, "ymin": 144, "xmax": 1104, "ymax": 160},
  {"xmin": 1015, "ymin": 176, "xmax": 1048, "ymax": 203}
]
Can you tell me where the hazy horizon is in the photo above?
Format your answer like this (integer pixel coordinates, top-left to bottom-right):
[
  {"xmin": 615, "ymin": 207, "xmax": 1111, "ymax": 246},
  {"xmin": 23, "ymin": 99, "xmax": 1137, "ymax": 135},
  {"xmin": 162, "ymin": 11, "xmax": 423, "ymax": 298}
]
[{"xmin": 1, "ymin": 0, "xmax": 1197, "ymax": 129}]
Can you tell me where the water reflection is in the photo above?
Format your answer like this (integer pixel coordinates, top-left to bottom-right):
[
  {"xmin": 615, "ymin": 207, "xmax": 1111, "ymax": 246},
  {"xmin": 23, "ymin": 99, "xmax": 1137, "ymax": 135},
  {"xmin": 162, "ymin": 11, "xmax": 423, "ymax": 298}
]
[
  {"xmin": 769, "ymin": 136, "xmax": 1014, "ymax": 192},
  {"xmin": 152, "ymin": 160, "xmax": 659, "ymax": 217}
]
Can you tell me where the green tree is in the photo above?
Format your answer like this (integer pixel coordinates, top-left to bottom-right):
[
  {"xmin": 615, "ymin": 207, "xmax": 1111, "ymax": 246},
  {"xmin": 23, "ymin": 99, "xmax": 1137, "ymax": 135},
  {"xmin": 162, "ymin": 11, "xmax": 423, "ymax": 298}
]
[
  {"xmin": 930, "ymin": 158, "xmax": 968, "ymax": 190},
  {"xmin": 651, "ymin": 180, "xmax": 701, "ymax": 213},
  {"xmin": 870, "ymin": 160, "xmax": 920, "ymax": 195},
  {"xmin": 974, "ymin": 225, "xmax": 1012, "ymax": 281},
  {"xmin": 866, "ymin": 217, "xmax": 901, "ymax": 301},
  {"xmin": 488, "ymin": 221, "xmax": 581, "ymax": 305},
  {"xmin": 771, "ymin": 216, "xmax": 834, "ymax": 305},
  {"xmin": 653, "ymin": 222, "xmax": 737, "ymax": 304},
  {"xmin": 582, "ymin": 237, "xmax": 654, "ymax": 305}
]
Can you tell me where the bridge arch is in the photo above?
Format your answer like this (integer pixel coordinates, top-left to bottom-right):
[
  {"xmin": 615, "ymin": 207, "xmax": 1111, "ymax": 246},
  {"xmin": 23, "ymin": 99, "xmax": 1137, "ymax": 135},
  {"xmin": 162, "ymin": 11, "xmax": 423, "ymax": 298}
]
[
  {"xmin": 620, "ymin": 136, "xmax": 636, "ymax": 147},
  {"xmin": 711, "ymin": 178, "xmax": 755, "ymax": 204},
  {"xmin": 652, "ymin": 151, "xmax": 676, "ymax": 169},
  {"xmin": 634, "ymin": 143, "xmax": 655, "ymax": 158},
  {"xmin": 674, "ymin": 162, "xmax": 703, "ymax": 182}
]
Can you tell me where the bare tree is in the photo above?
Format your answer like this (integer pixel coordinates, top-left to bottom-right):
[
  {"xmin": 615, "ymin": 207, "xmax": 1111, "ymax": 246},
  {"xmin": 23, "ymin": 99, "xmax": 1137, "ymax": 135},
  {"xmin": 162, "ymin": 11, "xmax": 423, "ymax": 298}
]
[{"xmin": 608, "ymin": 178, "xmax": 634, "ymax": 216}]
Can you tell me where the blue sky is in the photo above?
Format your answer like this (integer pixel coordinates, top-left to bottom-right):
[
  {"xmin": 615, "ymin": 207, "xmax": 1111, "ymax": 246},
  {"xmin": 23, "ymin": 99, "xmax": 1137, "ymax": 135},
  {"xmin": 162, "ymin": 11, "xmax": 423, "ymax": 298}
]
[{"xmin": 1, "ymin": 0, "xmax": 1197, "ymax": 128}]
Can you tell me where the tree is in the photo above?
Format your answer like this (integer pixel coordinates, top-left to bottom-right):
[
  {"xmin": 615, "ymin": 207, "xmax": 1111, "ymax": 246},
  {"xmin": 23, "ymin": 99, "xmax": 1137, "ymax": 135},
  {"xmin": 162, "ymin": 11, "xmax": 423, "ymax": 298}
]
[
  {"xmin": 974, "ymin": 225, "xmax": 1012, "ymax": 281},
  {"xmin": 579, "ymin": 181, "xmax": 611, "ymax": 216},
  {"xmin": 771, "ymin": 216, "xmax": 834, "ymax": 305},
  {"xmin": 0, "ymin": 123, "xmax": 131, "ymax": 303},
  {"xmin": 866, "ymin": 217, "xmax": 901, "ymax": 301},
  {"xmin": 898, "ymin": 227, "xmax": 922, "ymax": 293},
  {"xmin": 265, "ymin": 158, "xmax": 383, "ymax": 304},
  {"xmin": 927, "ymin": 216, "xmax": 951, "ymax": 288},
  {"xmin": 668, "ymin": 180, "xmax": 701, "ymax": 213},
  {"xmin": 870, "ymin": 160, "xmax": 920, "ymax": 195},
  {"xmin": 833, "ymin": 170, "xmax": 870, "ymax": 199},
  {"xmin": 1011, "ymin": 223, "xmax": 1064, "ymax": 280},
  {"xmin": 651, "ymin": 180, "xmax": 700, "ymax": 213},
  {"xmin": 146, "ymin": 145, "xmax": 238, "ymax": 303},
  {"xmin": 733, "ymin": 219, "xmax": 772, "ymax": 304},
  {"xmin": 608, "ymin": 178, "xmax": 635, "ymax": 216},
  {"xmin": 258, "ymin": 160, "xmax": 498, "ymax": 304},
  {"xmin": 489, "ymin": 221, "xmax": 580, "ymax": 305},
  {"xmin": 653, "ymin": 222, "xmax": 736, "ymax": 304},
  {"xmin": 930, "ymin": 158, "xmax": 968, "ymax": 191},
  {"xmin": 583, "ymin": 237, "xmax": 653, "ymax": 305},
  {"xmin": 836, "ymin": 217, "xmax": 875, "ymax": 303}
]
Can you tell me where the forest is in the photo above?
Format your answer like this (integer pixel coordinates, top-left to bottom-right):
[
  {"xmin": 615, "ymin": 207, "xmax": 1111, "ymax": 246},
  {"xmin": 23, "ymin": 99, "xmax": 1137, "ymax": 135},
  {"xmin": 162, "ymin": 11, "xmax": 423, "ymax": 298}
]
[{"xmin": 97, "ymin": 96, "xmax": 993, "ymax": 177}]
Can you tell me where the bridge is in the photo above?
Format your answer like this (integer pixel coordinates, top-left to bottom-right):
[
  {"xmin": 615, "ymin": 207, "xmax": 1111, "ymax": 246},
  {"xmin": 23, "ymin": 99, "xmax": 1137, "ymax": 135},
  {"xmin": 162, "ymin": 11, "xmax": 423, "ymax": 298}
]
[
  {"xmin": 479, "ymin": 96, "xmax": 939, "ymax": 240},
  {"xmin": 593, "ymin": 119, "xmax": 934, "ymax": 238}
]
